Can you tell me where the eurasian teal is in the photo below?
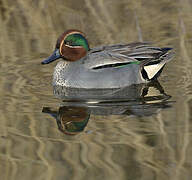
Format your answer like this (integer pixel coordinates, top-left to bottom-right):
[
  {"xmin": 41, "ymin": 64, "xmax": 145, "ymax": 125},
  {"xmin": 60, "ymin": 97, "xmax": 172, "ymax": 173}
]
[{"xmin": 42, "ymin": 29, "xmax": 174, "ymax": 89}]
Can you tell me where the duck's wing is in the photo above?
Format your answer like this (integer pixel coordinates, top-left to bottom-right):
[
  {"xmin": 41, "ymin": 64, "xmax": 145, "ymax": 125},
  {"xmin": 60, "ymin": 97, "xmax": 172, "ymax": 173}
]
[{"xmin": 86, "ymin": 42, "xmax": 174, "ymax": 70}]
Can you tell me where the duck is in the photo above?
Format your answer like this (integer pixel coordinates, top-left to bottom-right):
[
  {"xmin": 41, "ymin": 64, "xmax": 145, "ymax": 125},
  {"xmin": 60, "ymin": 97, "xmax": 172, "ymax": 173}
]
[{"xmin": 41, "ymin": 29, "xmax": 174, "ymax": 89}]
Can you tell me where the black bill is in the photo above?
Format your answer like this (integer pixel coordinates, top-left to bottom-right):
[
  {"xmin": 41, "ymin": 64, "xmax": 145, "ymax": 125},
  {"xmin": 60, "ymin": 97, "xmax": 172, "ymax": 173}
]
[{"xmin": 41, "ymin": 49, "xmax": 61, "ymax": 64}]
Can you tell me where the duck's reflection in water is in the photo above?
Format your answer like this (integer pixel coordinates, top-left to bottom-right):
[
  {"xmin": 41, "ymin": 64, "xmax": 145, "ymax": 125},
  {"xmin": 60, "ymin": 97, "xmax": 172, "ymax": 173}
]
[
  {"xmin": 42, "ymin": 81, "xmax": 173, "ymax": 135},
  {"xmin": 42, "ymin": 106, "xmax": 90, "ymax": 135}
]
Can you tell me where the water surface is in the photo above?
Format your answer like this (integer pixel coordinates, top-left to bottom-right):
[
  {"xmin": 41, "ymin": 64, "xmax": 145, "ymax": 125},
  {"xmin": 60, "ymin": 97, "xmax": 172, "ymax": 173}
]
[{"xmin": 0, "ymin": 0, "xmax": 192, "ymax": 180}]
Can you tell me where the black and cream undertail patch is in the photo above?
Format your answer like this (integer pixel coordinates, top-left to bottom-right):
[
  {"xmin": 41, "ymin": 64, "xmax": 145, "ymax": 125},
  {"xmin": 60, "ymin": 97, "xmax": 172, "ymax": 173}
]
[{"xmin": 142, "ymin": 63, "xmax": 165, "ymax": 80}]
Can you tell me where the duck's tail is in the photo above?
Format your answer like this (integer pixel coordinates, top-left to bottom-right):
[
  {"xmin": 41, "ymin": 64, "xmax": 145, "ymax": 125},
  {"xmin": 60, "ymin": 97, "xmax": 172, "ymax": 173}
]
[{"xmin": 141, "ymin": 48, "xmax": 175, "ymax": 80}]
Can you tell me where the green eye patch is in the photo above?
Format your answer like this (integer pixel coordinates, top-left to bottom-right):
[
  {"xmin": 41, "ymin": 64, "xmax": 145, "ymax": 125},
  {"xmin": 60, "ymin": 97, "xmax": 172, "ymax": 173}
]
[{"xmin": 65, "ymin": 34, "xmax": 89, "ymax": 51}]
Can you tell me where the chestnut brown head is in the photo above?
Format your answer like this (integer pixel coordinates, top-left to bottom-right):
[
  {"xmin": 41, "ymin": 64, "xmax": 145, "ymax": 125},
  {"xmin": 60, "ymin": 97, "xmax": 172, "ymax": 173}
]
[{"xmin": 41, "ymin": 29, "xmax": 89, "ymax": 64}]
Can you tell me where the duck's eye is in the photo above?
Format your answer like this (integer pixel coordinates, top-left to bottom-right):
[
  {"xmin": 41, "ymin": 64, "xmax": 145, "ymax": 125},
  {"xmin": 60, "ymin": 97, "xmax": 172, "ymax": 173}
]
[{"xmin": 64, "ymin": 40, "xmax": 72, "ymax": 46}]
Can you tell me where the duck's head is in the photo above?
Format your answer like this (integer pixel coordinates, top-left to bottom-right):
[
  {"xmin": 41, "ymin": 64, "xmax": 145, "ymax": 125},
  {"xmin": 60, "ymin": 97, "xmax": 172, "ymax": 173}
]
[{"xmin": 41, "ymin": 29, "xmax": 89, "ymax": 64}]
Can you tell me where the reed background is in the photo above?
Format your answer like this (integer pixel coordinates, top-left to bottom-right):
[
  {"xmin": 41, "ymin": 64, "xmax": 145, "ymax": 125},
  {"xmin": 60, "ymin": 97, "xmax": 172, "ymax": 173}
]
[{"xmin": 0, "ymin": 0, "xmax": 192, "ymax": 180}]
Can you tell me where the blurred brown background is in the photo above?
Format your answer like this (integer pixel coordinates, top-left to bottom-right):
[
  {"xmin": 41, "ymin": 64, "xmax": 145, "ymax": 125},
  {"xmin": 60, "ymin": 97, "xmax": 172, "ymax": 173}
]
[{"xmin": 0, "ymin": 0, "xmax": 192, "ymax": 180}]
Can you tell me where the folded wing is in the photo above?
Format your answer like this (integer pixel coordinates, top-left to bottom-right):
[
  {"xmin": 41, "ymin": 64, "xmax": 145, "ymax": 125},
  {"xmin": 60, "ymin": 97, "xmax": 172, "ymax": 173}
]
[{"xmin": 86, "ymin": 42, "xmax": 174, "ymax": 79}]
